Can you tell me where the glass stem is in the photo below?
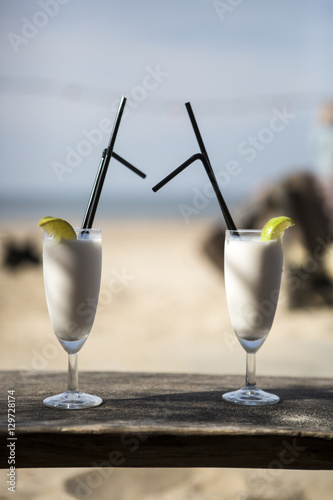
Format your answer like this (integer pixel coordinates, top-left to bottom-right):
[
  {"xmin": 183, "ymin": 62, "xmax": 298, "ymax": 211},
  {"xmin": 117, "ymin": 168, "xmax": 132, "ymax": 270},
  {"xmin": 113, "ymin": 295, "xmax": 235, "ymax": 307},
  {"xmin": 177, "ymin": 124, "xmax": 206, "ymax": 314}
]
[
  {"xmin": 246, "ymin": 352, "xmax": 256, "ymax": 387},
  {"xmin": 68, "ymin": 353, "xmax": 79, "ymax": 392}
]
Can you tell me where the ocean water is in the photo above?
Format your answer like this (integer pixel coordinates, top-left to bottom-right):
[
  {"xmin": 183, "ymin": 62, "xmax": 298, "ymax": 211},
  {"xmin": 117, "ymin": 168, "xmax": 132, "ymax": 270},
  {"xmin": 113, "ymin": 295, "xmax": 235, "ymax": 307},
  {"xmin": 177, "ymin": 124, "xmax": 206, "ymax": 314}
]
[{"xmin": 0, "ymin": 193, "xmax": 242, "ymax": 225}]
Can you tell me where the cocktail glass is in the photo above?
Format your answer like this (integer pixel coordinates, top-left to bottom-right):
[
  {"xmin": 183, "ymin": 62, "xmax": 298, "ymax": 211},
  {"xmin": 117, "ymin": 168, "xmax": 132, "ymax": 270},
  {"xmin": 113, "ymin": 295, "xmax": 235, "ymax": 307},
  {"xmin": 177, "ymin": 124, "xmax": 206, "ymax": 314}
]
[
  {"xmin": 42, "ymin": 228, "xmax": 102, "ymax": 409},
  {"xmin": 222, "ymin": 229, "xmax": 283, "ymax": 406}
]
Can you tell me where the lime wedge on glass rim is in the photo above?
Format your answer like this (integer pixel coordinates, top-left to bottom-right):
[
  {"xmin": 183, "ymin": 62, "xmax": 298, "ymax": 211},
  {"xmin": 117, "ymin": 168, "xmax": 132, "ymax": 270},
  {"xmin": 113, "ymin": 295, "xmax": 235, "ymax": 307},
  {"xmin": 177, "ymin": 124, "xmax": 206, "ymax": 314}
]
[
  {"xmin": 261, "ymin": 216, "xmax": 295, "ymax": 241},
  {"xmin": 38, "ymin": 216, "xmax": 76, "ymax": 241}
]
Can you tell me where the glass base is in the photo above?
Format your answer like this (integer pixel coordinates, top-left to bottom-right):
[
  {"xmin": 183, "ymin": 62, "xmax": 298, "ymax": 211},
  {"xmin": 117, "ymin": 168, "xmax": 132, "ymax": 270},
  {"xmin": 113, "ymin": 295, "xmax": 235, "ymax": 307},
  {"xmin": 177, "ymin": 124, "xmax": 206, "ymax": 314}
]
[
  {"xmin": 43, "ymin": 390, "xmax": 103, "ymax": 410},
  {"xmin": 222, "ymin": 386, "xmax": 279, "ymax": 406}
]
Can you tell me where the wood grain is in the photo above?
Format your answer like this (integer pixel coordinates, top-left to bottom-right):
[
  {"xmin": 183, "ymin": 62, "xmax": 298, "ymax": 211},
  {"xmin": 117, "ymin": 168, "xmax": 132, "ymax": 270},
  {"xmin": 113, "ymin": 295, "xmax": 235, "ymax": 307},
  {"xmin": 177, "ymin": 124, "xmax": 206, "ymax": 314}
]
[{"xmin": 0, "ymin": 371, "xmax": 332, "ymax": 469}]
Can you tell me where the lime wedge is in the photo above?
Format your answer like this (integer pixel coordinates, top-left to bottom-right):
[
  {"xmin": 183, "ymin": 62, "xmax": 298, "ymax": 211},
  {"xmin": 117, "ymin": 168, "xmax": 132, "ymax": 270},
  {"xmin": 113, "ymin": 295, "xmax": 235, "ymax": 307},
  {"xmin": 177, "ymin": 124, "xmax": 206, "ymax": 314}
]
[
  {"xmin": 38, "ymin": 216, "xmax": 76, "ymax": 241},
  {"xmin": 261, "ymin": 216, "xmax": 295, "ymax": 241}
]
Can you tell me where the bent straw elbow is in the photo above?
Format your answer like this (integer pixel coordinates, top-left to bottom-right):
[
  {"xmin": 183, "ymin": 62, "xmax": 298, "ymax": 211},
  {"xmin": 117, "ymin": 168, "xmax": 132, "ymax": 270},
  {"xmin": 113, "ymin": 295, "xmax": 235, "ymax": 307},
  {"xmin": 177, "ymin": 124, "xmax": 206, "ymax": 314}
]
[
  {"xmin": 152, "ymin": 153, "xmax": 202, "ymax": 192},
  {"xmin": 152, "ymin": 152, "xmax": 237, "ymax": 231}
]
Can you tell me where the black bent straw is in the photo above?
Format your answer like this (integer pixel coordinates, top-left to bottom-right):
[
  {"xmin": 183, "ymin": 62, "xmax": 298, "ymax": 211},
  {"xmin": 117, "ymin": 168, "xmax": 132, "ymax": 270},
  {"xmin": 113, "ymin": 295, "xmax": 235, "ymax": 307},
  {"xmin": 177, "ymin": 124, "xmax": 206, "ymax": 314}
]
[
  {"xmin": 82, "ymin": 97, "xmax": 146, "ymax": 229},
  {"xmin": 111, "ymin": 151, "xmax": 146, "ymax": 178},
  {"xmin": 185, "ymin": 102, "xmax": 210, "ymax": 160},
  {"xmin": 153, "ymin": 152, "xmax": 236, "ymax": 231},
  {"xmin": 185, "ymin": 102, "xmax": 237, "ymax": 231},
  {"xmin": 153, "ymin": 102, "xmax": 237, "ymax": 231}
]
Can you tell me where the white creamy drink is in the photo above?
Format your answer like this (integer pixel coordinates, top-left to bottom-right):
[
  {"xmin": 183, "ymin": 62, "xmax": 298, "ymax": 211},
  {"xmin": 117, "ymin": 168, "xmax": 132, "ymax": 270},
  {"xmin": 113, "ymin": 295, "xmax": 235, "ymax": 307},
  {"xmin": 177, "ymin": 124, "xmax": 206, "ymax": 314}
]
[
  {"xmin": 43, "ymin": 234, "xmax": 102, "ymax": 350},
  {"xmin": 224, "ymin": 234, "xmax": 283, "ymax": 352}
]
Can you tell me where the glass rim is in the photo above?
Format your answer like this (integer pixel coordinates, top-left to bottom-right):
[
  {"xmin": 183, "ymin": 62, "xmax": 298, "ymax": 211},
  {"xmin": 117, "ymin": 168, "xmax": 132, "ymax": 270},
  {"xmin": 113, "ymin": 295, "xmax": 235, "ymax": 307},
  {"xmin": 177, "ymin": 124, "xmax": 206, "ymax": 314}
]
[
  {"xmin": 225, "ymin": 228, "xmax": 281, "ymax": 241},
  {"xmin": 42, "ymin": 227, "xmax": 101, "ymax": 232},
  {"xmin": 43, "ymin": 227, "xmax": 101, "ymax": 239},
  {"xmin": 225, "ymin": 229, "xmax": 262, "ymax": 233}
]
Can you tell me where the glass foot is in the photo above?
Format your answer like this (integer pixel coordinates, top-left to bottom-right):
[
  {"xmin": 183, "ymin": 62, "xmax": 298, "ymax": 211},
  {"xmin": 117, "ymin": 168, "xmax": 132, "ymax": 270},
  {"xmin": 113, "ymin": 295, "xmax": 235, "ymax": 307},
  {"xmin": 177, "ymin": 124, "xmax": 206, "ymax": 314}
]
[
  {"xmin": 43, "ymin": 390, "xmax": 103, "ymax": 410},
  {"xmin": 222, "ymin": 386, "xmax": 279, "ymax": 406}
]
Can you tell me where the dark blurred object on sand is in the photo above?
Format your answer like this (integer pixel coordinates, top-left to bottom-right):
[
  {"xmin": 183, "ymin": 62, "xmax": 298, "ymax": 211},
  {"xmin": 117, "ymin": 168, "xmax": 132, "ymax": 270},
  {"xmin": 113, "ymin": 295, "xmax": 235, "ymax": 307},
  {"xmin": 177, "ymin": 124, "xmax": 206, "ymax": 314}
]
[
  {"xmin": 2, "ymin": 239, "xmax": 41, "ymax": 270},
  {"xmin": 203, "ymin": 172, "xmax": 333, "ymax": 309}
]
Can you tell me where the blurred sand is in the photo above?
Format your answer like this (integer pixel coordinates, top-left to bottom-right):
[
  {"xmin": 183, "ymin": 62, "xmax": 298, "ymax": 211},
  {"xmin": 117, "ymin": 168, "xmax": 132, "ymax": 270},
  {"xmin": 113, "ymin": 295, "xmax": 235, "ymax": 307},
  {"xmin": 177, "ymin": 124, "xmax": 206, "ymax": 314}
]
[{"xmin": 0, "ymin": 218, "xmax": 332, "ymax": 499}]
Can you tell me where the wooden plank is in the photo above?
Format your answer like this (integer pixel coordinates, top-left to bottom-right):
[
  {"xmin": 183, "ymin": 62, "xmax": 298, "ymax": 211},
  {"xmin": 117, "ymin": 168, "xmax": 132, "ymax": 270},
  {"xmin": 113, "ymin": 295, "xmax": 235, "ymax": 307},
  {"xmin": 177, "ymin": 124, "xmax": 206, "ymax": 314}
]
[{"xmin": 0, "ymin": 371, "xmax": 332, "ymax": 469}]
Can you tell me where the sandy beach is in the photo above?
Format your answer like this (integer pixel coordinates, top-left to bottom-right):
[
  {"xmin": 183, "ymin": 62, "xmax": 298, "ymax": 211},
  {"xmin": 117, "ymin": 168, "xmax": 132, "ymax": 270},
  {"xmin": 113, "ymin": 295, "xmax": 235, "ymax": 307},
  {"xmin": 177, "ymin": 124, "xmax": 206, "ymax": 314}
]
[{"xmin": 0, "ymin": 218, "xmax": 332, "ymax": 499}]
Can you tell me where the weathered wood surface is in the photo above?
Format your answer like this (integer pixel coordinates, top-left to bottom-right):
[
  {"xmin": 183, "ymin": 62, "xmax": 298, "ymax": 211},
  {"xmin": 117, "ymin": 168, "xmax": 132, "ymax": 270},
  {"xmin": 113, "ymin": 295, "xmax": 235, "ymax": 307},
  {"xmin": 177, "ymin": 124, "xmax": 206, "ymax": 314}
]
[{"xmin": 0, "ymin": 371, "xmax": 332, "ymax": 469}]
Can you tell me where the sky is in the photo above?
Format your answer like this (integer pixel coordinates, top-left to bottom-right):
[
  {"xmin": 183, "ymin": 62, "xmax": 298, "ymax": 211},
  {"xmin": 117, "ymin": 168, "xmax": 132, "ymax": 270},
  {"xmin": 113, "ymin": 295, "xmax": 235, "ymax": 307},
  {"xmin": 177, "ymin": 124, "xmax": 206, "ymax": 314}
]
[{"xmin": 1, "ymin": 0, "xmax": 333, "ymax": 220}]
